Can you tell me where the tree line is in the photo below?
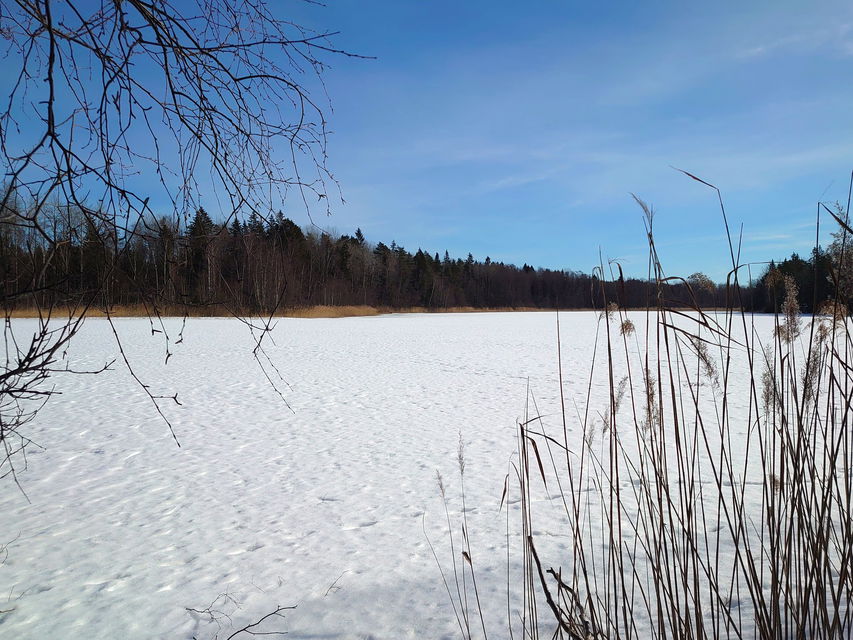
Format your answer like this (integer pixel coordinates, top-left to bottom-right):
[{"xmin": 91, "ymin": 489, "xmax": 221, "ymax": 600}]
[
  {"xmin": 0, "ymin": 200, "xmax": 739, "ymax": 315},
  {"xmin": 747, "ymin": 208, "xmax": 852, "ymax": 315}
]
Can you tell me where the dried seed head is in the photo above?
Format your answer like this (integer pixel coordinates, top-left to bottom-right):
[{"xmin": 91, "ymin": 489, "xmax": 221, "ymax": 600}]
[
  {"xmin": 761, "ymin": 347, "xmax": 779, "ymax": 418},
  {"xmin": 456, "ymin": 431, "xmax": 465, "ymax": 477},
  {"xmin": 642, "ymin": 367, "xmax": 659, "ymax": 431},
  {"xmin": 801, "ymin": 348, "xmax": 821, "ymax": 408},
  {"xmin": 600, "ymin": 301, "xmax": 620, "ymax": 321},
  {"xmin": 436, "ymin": 470, "xmax": 446, "ymax": 498},
  {"xmin": 601, "ymin": 375, "xmax": 630, "ymax": 434},
  {"xmin": 817, "ymin": 299, "xmax": 847, "ymax": 325},
  {"xmin": 688, "ymin": 272, "xmax": 716, "ymax": 294},
  {"xmin": 774, "ymin": 275, "xmax": 801, "ymax": 344},
  {"xmin": 765, "ymin": 268, "xmax": 783, "ymax": 288},
  {"xmin": 689, "ymin": 335, "xmax": 720, "ymax": 388}
]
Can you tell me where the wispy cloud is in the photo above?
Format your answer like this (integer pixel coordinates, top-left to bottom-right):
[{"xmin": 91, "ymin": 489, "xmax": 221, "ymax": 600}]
[
  {"xmin": 318, "ymin": 1, "xmax": 853, "ymax": 279},
  {"xmin": 736, "ymin": 22, "xmax": 853, "ymax": 59},
  {"xmin": 743, "ymin": 232, "xmax": 792, "ymax": 243}
]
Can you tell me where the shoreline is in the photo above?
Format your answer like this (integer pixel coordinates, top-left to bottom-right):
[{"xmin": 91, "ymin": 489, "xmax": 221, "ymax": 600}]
[
  {"xmin": 5, "ymin": 304, "xmax": 570, "ymax": 320},
  {"xmin": 6, "ymin": 304, "xmax": 739, "ymax": 319}
]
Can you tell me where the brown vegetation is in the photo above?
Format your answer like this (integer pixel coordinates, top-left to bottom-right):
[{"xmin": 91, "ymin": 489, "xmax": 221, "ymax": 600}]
[
  {"xmin": 5, "ymin": 304, "xmax": 556, "ymax": 319},
  {"xmin": 439, "ymin": 174, "xmax": 853, "ymax": 640}
]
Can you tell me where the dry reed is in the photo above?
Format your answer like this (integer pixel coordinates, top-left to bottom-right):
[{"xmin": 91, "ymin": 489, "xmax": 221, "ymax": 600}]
[{"xmin": 442, "ymin": 174, "xmax": 853, "ymax": 639}]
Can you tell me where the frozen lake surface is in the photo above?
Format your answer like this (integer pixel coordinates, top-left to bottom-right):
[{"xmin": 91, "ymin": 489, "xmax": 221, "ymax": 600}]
[{"xmin": 0, "ymin": 311, "xmax": 776, "ymax": 639}]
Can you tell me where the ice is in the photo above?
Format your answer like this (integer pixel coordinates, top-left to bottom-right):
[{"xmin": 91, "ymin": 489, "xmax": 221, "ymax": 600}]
[{"xmin": 0, "ymin": 311, "xmax": 777, "ymax": 638}]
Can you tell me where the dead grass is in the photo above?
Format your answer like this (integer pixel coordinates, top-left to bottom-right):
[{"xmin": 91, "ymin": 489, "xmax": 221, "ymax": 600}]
[
  {"xmin": 436, "ymin": 175, "xmax": 853, "ymax": 640},
  {"xmin": 4, "ymin": 304, "xmax": 560, "ymax": 319},
  {"xmin": 282, "ymin": 305, "xmax": 382, "ymax": 318},
  {"xmin": 6, "ymin": 303, "xmax": 226, "ymax": 319},
  {"xmin": 502, "ymin": 179, "xmax": 853, "ymax": 639}
]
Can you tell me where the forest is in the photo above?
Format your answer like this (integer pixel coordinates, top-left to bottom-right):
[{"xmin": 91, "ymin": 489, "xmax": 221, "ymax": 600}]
[{"xmin": 0, "ymin": 198, "xmax": 843, "ymax": 316}]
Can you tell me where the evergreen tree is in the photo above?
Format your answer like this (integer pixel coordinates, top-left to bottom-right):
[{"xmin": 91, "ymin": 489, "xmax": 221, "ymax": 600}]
[
  {"xmin": 185, "ymin": 207, "xmax": 215, "ymax": 301},
  {"xmin": 188, "ymin": 207, "xmax": 214, "ymax": 239}
]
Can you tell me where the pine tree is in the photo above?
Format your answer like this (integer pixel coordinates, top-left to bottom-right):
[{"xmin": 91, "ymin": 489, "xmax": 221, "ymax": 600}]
[
  {"xmin": 188, "ymin": 207, "xmax": 214, "ymax": 239},
  {"xmin": 185, "ymin": 207, "xmax": 214, "ymax": 301}
]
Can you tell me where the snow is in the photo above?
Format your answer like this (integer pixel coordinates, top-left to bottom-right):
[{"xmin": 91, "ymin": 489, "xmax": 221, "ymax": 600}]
[{"xmin": 0, "ymin": 311, "xmax": 777, "ymax": 638}]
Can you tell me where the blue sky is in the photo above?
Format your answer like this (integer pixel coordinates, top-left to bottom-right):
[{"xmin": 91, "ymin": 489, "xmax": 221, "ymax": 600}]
[
  {"xmin": 279, "ymin": 0, "xmax": 853, "ymax": 280},
  {"xmin": 4, "ymin": 1, "xmax": 852, "ymax": 281}
]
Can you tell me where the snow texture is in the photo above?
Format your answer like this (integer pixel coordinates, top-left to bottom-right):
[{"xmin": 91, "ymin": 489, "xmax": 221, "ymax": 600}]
[{"xmin": 0, "ymin": 311, "xmax": 773, "ymax": 639}]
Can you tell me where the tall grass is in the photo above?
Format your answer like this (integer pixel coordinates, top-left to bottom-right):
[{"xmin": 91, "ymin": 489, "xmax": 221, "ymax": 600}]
[{"xmin": 444, "ymin": 177, "xmax": 853, "ymax": 639}]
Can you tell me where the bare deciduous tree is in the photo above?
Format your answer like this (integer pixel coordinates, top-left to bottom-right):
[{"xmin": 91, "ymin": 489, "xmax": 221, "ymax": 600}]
[{"xmin": 0, "ymin": 0, "xmax": 360, "ymax": 483}]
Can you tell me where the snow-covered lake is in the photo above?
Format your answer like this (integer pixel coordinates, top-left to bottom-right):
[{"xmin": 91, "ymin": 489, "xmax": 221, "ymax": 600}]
[{"xmin": 0, "ymin": 311, "xmax": 780, "ymax": 638}]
